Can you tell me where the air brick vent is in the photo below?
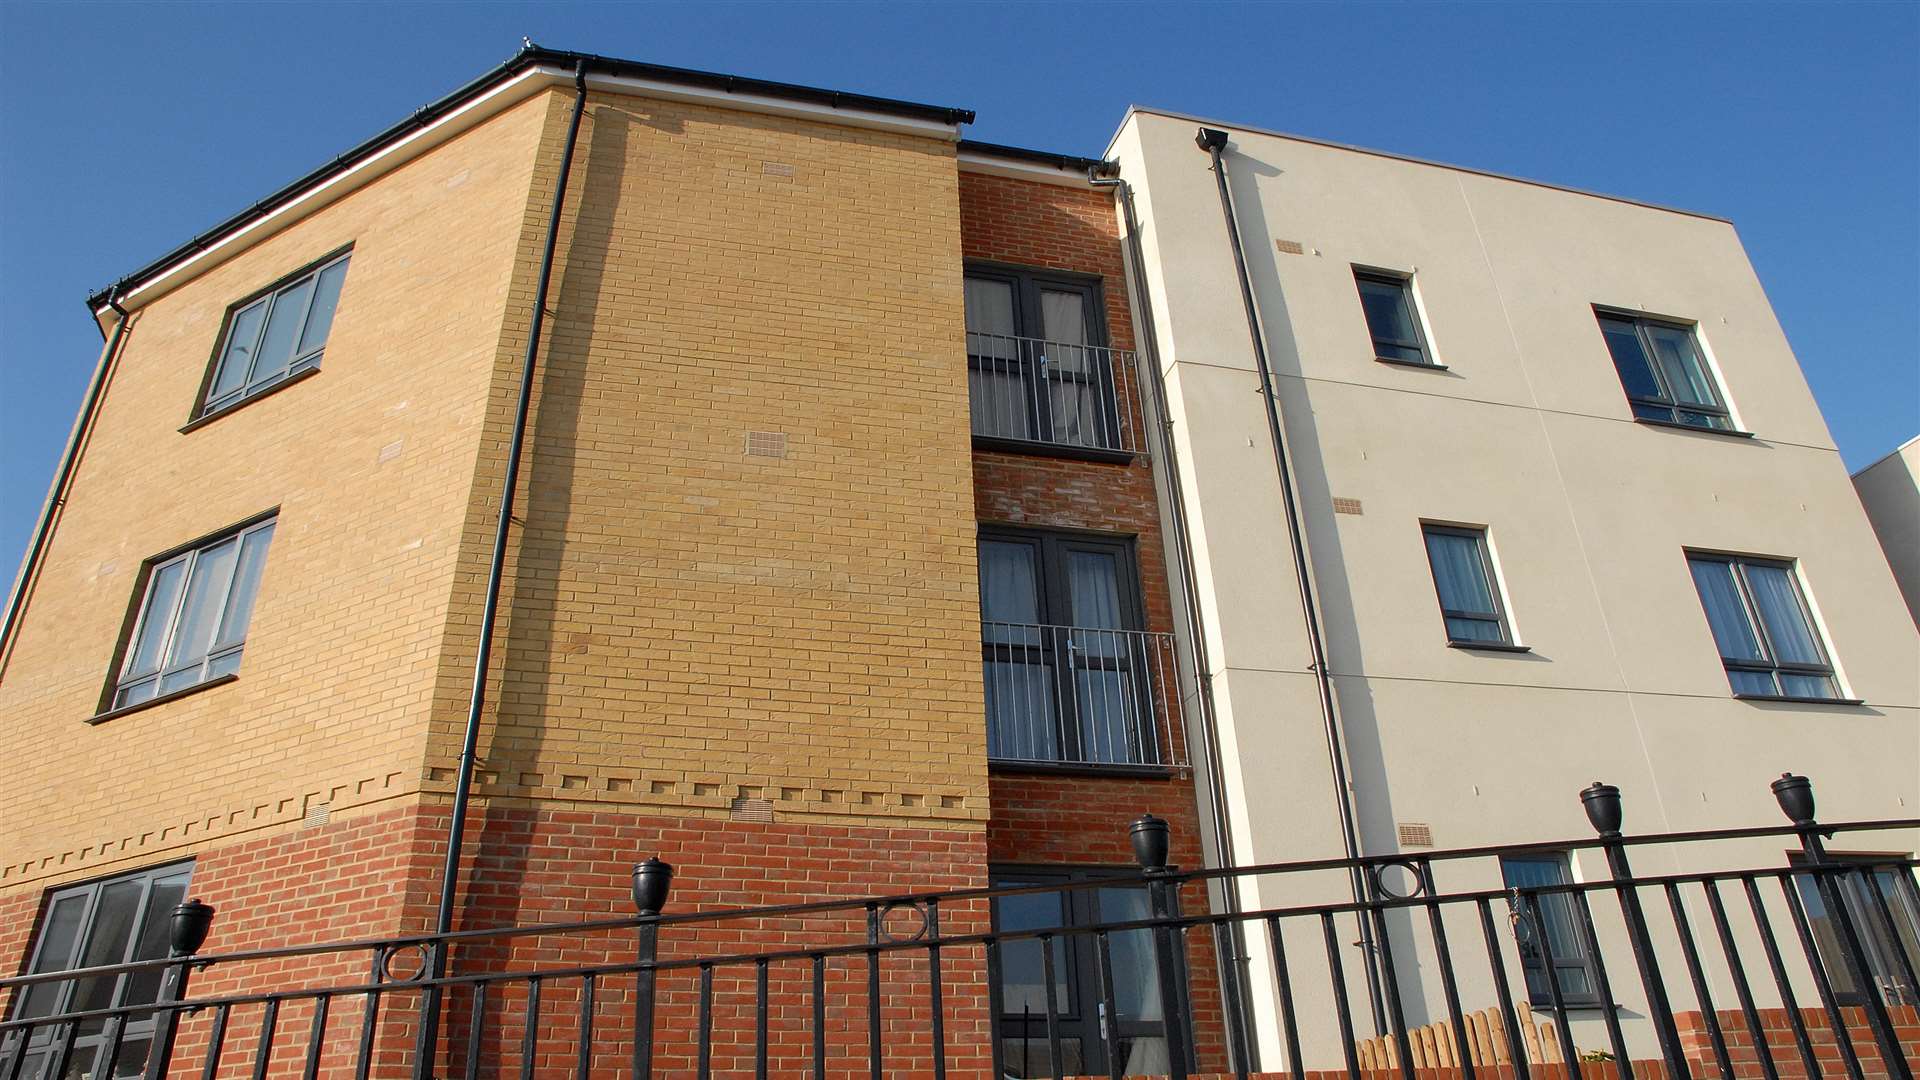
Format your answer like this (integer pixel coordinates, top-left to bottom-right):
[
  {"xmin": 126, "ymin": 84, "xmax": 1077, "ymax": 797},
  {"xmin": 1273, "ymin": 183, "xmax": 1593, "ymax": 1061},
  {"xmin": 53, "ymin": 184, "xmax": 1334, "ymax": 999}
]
[
  {"xmin": 745, "ymin": 431, "xmax": 788, "ymax": 458},
  {"xmin": 1333, "ymin": 497, "xmax": 1364, "ymax": 515},
  {"xmin": 730, "ymin": 797, "xmax": 774, "ymax": 823},
  {"xmin": 1397, "ymin": 822, "xmax": 1434, "ymax": 848}
]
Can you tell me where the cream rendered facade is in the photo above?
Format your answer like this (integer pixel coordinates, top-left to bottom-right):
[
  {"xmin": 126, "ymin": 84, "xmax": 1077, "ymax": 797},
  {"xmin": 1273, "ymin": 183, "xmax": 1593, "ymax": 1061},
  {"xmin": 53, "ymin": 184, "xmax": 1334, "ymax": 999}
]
[
  {"xmin": 1108, "ymin": 107, "xmax": 1920, "ymax": 1067},
  {"xmin": 1855, "ymin": 436, "xmax": 1920, "ymax": 626}
]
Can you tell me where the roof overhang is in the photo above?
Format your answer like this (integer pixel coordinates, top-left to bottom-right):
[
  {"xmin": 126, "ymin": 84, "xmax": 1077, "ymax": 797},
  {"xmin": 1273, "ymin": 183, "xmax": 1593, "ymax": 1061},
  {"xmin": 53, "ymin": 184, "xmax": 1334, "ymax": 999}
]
[{"xmin": 88, "ymin": 45, "xmax": 975, "ymax": 322}]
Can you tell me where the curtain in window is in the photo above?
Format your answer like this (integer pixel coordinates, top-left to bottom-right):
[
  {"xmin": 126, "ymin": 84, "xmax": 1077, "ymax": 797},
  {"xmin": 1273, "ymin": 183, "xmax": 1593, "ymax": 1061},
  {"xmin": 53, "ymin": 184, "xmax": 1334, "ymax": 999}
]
[
  {"xmin": 1687, "ymin": 559, "xmax": 1764, "ymax": 661},
  {"xmin": 1502, "ymin": 858, "xmax": 1595, "ymax": 1001},
  {"xmin": 1744, "ymin": 564, "xmax": 1822, "ymax": 664},
  {"xmin": 965, "ymin": 277, "xmax": 1028, "ymax": 440},
  {"xmin": 980, "ymin": 541, "xmax": 1055, "ymax": 760},
  {"xmin": 1645, "ymin": 325, "xmax": 1717, "ymax": 407},
  {"xmin": 1425, "ymin": 532, "xmax": 1494, "ymax": 615},
  {"xmin": 1040, "ymin": 289, "xmax": 1099, "ymax": 446},
  {"xmin": 1096, "ymin": 887, "xmax": 1171, "ymax": 1073},
  {"xmin": 1066, "ymin": 550, "xmax": 1136, "ymax": 763}
]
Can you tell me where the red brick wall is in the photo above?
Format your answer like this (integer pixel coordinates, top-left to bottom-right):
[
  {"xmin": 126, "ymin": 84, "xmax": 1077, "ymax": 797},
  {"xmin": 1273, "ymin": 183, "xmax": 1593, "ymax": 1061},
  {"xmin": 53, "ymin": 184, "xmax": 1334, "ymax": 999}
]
[
  {"xmin": 1677, "ymin": 1003, "xmax": 1920, "ymax": 1079},
  {"xmin": 961, "ymin": 168, "xmax": 1225, "ymax": 1071}
]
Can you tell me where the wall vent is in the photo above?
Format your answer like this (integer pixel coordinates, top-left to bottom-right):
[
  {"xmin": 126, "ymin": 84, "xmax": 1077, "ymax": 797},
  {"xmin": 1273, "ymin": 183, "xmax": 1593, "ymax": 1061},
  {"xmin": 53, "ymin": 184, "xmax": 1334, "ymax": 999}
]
[
  {"xmin": 1332, "ymin": 497, "xmax": 1364, "ymax": 515},
  {"xmin": 1396, "ymin": 822, "xmax": 1434, "ymax": 848},
  {"xmin": 303, "ymin": 802, "xmax": 331, "ymax": 829},
  {"xmin": 1275, "ymin": 239, "xmax": 1306, "ymax": 256},
  {"xmin": 730, "ymin": 797, "xmax": 774, "ymax": 823},
  {"xmin": 745, "ymin": 431, "xmax": 788, "ymax": 458},
  {"xmin": 762, "ymin": 161, "xmax": 796, "ymax": 177}
]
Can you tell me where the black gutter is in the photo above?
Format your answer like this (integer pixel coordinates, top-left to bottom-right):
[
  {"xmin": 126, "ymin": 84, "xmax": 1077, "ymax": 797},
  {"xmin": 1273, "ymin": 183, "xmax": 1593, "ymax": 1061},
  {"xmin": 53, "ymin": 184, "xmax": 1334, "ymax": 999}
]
[
  {"xmin": 416, "ymin": 58, "xmax": 591, "ymax": 1066},
  {"xmin": 88, "ymin": 43, "xmax": 972, "ymax": 313},
  {"xmin": 0, "ymin": 290, "xmax": 130, "ymax": 682},
  {"xmin": 1096, "ymin": 169, "xmax": 1259, "ymax": 1072},
  {"xmin": 957, "ymin": 139, "xmax": 1111, "ymax": 175},
  {"xmin": 1194, "ymin": 126, "xmax": 1387, "ymax": 1036}
]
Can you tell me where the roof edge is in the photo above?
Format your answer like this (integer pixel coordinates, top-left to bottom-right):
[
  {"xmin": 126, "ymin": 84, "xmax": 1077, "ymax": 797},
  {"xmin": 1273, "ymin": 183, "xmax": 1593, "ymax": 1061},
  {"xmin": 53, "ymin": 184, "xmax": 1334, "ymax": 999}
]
[
  {"xmin": 88, "ymin": 44, "xmax": 974, "ymax": 312},
  {"xmin": 1106, "ymin": 104, "xmax": 1734, "ymax": 226},
  {"xmin": 957, "ymin": 139, "xmax": 1111, "ymax": 175}
]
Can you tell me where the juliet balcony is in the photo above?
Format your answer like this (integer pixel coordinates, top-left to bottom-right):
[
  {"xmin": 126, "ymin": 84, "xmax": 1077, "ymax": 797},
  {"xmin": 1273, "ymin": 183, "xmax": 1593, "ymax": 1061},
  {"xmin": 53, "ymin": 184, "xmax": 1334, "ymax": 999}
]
[
  {"xmin": 981, "ymin": 621, "xmax": 1184, "ymax": 771},
  {"xmin": 966, "ymin": 332, "xmax": 1145, "ymax": 459}
]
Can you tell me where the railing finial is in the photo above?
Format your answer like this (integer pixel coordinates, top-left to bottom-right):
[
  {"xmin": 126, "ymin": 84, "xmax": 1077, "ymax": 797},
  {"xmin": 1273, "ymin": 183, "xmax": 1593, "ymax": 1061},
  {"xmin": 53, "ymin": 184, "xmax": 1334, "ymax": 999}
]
[
  {"xmin": 168, "ymin": 899, "xmax": 215, "ymax": 957},
  {"xmin": 1129, "ymin": 813, "xmax": 1170, "ymax": 871},
  {"xmin": 1580, "ymin": 781, "xmax": 1623, "ymax": 837},
  {"xmin": 631, "ymin": 857, "xmax": 675, "ymax": 916},
  {"xmin": 1771, "ymin": 772, "xmax": 1816, "ymax": 827}
]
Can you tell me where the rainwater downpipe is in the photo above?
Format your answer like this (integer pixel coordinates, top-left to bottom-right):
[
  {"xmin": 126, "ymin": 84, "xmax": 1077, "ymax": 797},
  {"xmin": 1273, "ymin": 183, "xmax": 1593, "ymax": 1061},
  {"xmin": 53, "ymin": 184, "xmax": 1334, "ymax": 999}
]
[
  {"xmin": 420, "ymin": 59, "xmax": 589, "ymax": 1066},
  {"xmin": 0, "ymin": 288, "xmax": 132, "ymax": 683},
  {"xmin": 1093, "ymin": 167, "xmax": 1259, "ymax": 1073},
  {"xmin": 1194, "ymin": 126, "xmax": 1387, "ymax": 1035}
]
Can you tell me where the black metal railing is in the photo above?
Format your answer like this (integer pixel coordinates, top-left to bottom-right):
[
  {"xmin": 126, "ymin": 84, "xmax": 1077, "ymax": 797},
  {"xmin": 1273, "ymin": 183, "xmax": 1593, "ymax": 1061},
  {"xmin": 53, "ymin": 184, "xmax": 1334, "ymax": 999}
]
[
  {"xmin": 968, "ymin": 332, "xmax": 1144, "ymax": 456},
  {"xmin": 983, "ymin": 621, "xmax": 1183, "ymax": 770},
  {"xmin": 1, "ymin": 775, "xmax": 1914, "ymax": 1080}
]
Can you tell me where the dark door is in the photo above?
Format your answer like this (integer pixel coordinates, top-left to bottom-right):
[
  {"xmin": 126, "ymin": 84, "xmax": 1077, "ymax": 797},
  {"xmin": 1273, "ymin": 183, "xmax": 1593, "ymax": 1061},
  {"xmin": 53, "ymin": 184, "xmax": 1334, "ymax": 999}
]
[
  {"xmin": 991, "ymin": 870, "xmax": 1183, "ymax": 1077},
  {"xmin": 964, "ymin": 266, "xmax": 1117, "ymax": 450}
]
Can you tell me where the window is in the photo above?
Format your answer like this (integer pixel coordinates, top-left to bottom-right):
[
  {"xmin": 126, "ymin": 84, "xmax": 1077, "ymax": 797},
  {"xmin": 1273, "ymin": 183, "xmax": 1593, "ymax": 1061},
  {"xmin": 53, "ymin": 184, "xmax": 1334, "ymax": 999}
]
[
  {"xmin": 1790, "ymin": 853, "xmax": 1920, "ymax": 1006},
  {"xmin": 1421, "ymin": 524, "xmax": 1514, "ymax": 646},
  {"xmin": 1500, "ymin": 855, "xmax": 1601, "ymax": 1008},
  {"xmin": 1353, "ymin": 269, "xmax": 1433, "ymax": 366},
  {"xmin": 1595, "ymin": 310, "xmax": 1733, "ymax": 430},
  {"xmin": 964, "ymin": 264, "xmax": 1125, "ymax": 452},
  {"xmin": 978, "ymin": 528, "xmax": 1160, "ymax": 766},
  {"xmin": 1686, "ymin": 553, "xmax": 1840, "ymax": 700},
  {"xmin": 110, "ymin": 516, "xmax": 276, "ymax": 710},
  {"xmin": 991, "ymin": 868, "xmax": 1187, "ymax": 1077},
  {"xmin": 1, "ymin": 863, "xmax": 193, "ymax": 1080},
  {"xmin": 199, "ymin": 251, "xmax": 350, "ymax": 417}
]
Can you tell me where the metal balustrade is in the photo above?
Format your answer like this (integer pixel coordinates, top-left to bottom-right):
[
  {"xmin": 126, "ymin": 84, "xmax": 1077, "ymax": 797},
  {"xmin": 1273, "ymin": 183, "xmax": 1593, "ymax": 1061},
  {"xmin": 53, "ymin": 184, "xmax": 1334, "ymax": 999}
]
[
  {"xmin": 982, "ymin": 621, "xmax": 1182, "ymax": 770},
  {"xmin": 2, "ymin": 776, "xmax": 1915, "ymax": 1080},
  {"xmin": 967, "ymin": 332, "xmax": 1144, "ymax": 456}
]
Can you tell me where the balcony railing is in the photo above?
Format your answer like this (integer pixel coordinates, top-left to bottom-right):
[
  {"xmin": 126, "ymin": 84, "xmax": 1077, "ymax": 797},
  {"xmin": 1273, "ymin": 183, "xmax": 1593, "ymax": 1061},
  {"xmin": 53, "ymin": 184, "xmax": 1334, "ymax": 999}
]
[
  {"xmin": 982, "ymin": 621, "xmax": 1183, "ymax": 769},
  {"xmin": 967, "ymin": 332, "xmax": 1144, "ymax": 456}
]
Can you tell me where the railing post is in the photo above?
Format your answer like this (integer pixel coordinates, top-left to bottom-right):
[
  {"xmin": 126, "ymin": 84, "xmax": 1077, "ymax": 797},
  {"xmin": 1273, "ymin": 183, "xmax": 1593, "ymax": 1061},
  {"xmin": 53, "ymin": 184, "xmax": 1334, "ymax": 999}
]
[
  {"xmin": 1580, "ymin": 782, "xmax": 1692, "ymax": 1077},
  {"xmin": 1772, "ymin": 773, "xmax": 1914, "ymax": 1080},
  {"xmin": 140, "ymin": 899, "xmax": 215, "ymax": 1080},
  {"xmin": 629, "ymin": 858, "xmax": 673, "ymax": 1080},
  {"xmin": 1131, "ymin": 814, "xmax": 1193, "ymax": 1078}
]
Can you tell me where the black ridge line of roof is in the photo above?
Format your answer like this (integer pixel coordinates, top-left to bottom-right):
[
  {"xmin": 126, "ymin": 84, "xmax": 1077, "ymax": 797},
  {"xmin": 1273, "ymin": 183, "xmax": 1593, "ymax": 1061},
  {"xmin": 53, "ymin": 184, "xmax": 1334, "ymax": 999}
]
[
  {"xmin": 87, "ymin": 43, "xmax": 976, "ymax": 312},
  {"xmin": 956, "ymin": 139, "xmax": 1113, "ymax": 174}
]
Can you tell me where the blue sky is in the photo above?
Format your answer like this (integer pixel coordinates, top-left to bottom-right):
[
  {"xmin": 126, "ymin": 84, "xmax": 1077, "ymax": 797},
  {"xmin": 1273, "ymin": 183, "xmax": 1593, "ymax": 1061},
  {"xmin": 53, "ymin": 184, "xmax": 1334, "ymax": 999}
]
[{"xmin": 2, "ymin": 1, "xmax": 1916, "ymax": 587}]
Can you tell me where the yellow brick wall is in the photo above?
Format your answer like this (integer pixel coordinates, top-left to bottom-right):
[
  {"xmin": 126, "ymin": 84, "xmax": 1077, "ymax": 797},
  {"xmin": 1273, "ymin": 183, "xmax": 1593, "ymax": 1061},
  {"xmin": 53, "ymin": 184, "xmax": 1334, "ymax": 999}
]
[
  {"xmin": 0, "ymin": 92, "xmax": 553, "ymax": 891},
  {"xmin": 423, "ymin": 89, "xmax": 988, "ymax": 828}
]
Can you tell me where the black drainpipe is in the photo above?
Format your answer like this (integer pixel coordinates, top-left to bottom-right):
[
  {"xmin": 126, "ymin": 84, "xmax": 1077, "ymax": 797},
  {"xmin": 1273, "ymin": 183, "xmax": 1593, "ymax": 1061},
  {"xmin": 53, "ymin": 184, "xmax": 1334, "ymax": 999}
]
[
  {"xmin": 0, "ymin": 288, "xmax": 132, "ymax": 682},
  {"xmin": 1092, "ymin": 167, "xmax": 1259, "ymax": 1073},
  {"xmin": 420, "ymin": 58, "xmax": 590, "ymax": 1061},
  {"xmin": 1195, "ymin": 126, "xmax": 1387, "ymax": 1035}
]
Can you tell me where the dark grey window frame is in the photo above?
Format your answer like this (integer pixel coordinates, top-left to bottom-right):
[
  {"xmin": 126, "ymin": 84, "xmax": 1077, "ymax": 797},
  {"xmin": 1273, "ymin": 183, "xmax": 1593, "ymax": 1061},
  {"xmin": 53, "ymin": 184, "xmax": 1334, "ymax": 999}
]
[
  {"xmin": 977, "ymin": 525, "xmax": 1159, "ymax": 768},
  {"xmin": 102, "ymin": 510, "xmax": 278, "ymax": 714},
  {"xmin": 1499, "ymin": 853, "xmax": 1604, "ymax": 1009},
  {"xmin": 988, "ymin": 864, "xmax": 1192, "ymax": 1078},
  {"xmin": 1594, "ymin": 308, "xmax": 1737, "ymax": 432},
  {"xmin": 1420, "ymin": 523, "xmax": 1517, "ymax": 648},
  {"xmin": 1684, "ymin": 551, "xmax": 1842, "ymax": 702},
  {"xmin": 192, "ymin": 247, "xmax": 352, "ymax": 421},
  {"xmin": 963, "ymin": 260, "xmax": 1126, "ymax": 459},
  {"xmin": 1353, "ymin": 267, "xmax": 1437, "ymax": 368},
  {"xmin": 1, "ymin": 861, "xmax": 195, "ymax": 1080}
]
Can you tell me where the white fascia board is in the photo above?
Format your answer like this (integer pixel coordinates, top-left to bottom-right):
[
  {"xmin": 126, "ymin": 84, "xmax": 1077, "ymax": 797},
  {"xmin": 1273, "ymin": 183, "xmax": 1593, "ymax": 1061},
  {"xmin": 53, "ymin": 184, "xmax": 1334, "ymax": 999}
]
[
  {"xmin": 957, "ymin": 150, "xmax": 1096, "ymax": 189},
  {"xmin": 576, "ymin": 68, "xmax": 964, "ymax": 141}
]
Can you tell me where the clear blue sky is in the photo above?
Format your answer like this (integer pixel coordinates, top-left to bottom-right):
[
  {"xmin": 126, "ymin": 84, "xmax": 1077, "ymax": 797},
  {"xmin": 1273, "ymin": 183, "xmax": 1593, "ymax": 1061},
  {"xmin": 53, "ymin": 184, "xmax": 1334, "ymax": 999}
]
[{"xmin": 3, "ymin": 2, "xmax": 1916, "ymax": 587}]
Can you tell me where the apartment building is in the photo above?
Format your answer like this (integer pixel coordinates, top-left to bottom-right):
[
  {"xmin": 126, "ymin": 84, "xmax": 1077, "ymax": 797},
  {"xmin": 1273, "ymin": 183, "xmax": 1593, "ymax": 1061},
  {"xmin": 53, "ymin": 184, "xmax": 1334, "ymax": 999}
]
[
  {"xmin": 1, "ymin": 44, "xmax": 1915, "ymax": 1080},
  {"xmin": 1109, "ymin": 110, "xmax": 1920, "ymax": 1066},
  {"xmin": 1855, "ymin": 437, "xmax": 1920, "ymax": 625}
]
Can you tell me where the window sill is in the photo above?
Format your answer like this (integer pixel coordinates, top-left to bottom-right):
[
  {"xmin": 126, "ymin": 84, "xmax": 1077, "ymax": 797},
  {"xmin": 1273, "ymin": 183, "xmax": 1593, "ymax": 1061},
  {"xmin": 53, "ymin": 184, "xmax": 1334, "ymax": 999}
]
[
  {"xmin": 1734, "ymin": 693, "xmax": 1866, "ymax": 707},
  {"xmin": 1374, "ymin": 355, "xmax": 1448, "ymax": 372},
  {"xmin": 1633, "ymin": 416, "xmax": 1754, "ymax": 439},
  {"xmin": 1447, "ymin": 640, "xmax": 1531, "ymax": 654},
  {"xmin": 87, "ymin": 674, "xmax": 238, "ymax": 725},
  {"xmin": 180, "ymin": 368, "xmax": 322, "ymax": 434},
  {"xmin": 972, "ymin": 434, "xmax": 1139, "ymax": 465},
  {"xmin": 988, "ymin": 758, "xmax": 1182, "ymax": 779}
]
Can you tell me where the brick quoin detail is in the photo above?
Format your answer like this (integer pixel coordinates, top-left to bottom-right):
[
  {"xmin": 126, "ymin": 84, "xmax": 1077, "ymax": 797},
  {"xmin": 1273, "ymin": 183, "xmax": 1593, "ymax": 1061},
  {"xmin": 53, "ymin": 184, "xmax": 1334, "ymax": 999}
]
[{"xmin": 961, "ymin": 168, "xmax": 1225, "ymax": 1071}]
